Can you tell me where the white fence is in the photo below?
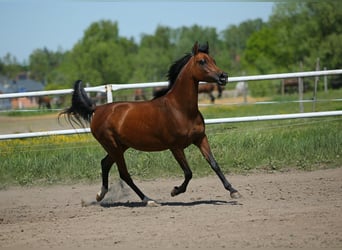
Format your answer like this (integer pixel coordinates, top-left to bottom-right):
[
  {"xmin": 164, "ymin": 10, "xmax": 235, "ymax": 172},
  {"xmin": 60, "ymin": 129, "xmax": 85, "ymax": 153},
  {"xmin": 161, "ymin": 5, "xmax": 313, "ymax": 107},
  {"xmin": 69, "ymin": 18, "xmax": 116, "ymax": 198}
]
[{"xmin": 0, "ymin": 69, "xmax": 342, "ymax": 140}]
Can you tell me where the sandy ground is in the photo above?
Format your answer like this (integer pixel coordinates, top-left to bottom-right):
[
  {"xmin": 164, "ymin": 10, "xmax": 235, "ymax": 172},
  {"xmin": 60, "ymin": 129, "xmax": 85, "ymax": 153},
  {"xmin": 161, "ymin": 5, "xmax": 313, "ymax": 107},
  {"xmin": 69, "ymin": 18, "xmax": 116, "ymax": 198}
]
[{"xmin": 0, "ymin": 168, "xmax": 341, "ymax": 249}]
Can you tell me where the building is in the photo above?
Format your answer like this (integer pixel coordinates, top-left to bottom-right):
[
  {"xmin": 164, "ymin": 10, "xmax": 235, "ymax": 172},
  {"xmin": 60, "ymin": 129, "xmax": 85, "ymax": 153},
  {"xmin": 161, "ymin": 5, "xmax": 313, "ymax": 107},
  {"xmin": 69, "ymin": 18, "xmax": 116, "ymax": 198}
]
[{"xmin": 0, "ymin": 73, "xmax": 45, "ymax": 110}]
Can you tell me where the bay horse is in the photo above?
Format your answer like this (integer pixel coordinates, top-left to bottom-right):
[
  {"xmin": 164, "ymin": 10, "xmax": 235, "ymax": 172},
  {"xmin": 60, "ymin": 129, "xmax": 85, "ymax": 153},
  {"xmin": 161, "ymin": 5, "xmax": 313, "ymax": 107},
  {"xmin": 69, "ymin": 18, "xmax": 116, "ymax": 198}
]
[
  {"xmin": 198, "ymin": 82, "xmax": 224, "ymax": 103},
  {"xmin": 60, "ymin": 42, "xmax": 240, "ymax": 205},
  {"xmin": 38, "ymin": 96, "xmax": 51, "ymax": 109}
]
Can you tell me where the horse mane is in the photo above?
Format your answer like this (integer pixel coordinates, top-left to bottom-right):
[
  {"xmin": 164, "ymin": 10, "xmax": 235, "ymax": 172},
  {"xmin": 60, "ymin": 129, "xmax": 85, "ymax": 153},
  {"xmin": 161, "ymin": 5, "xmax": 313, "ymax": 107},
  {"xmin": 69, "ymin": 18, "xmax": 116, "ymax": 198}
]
[{"xmin": 153, "ymin": 42, "xmax": 209, "ymax": 99}]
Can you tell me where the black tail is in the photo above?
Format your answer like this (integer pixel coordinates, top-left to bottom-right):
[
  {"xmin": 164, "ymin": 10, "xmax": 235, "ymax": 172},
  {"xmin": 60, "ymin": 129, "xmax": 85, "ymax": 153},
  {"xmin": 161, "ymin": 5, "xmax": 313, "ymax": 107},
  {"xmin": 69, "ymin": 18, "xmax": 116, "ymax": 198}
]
[{"xmin": 59, "ymin": 80, "xmax": 95, "ymax": 127}]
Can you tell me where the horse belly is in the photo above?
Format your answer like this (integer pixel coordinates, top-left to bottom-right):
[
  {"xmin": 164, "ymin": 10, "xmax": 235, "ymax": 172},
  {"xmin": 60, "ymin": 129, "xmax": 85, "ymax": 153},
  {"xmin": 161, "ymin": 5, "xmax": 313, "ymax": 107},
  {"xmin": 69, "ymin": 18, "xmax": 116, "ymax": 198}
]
[{"xmin": 120, "ymin": 122, "xmax": 171, "ymax": 151}]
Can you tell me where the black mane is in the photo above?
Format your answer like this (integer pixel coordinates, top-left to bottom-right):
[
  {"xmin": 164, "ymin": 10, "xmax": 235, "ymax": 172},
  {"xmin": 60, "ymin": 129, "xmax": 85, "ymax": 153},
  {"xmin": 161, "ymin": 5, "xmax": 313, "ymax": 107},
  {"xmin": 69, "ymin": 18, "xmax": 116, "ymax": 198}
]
[{"xmin": 153, "ymin": 43, "xmax": 209, "ymax": 99}]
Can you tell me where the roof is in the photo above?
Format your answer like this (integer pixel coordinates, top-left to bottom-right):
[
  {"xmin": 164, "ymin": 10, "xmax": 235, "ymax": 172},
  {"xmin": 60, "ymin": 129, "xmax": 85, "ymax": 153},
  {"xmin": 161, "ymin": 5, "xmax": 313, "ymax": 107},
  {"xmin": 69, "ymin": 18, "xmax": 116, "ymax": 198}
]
[{"xmin": 11, "ymin": 79, "xmax": 45, "ymax": 92}]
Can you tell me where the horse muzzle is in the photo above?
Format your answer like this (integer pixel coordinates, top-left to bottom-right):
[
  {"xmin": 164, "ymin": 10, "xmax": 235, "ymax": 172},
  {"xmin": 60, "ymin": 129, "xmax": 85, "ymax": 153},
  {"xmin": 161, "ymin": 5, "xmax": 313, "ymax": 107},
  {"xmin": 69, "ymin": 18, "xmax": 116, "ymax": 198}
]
[{"xmin": 217, "ymin": 72, "xmax": 228, "ymax": 86}]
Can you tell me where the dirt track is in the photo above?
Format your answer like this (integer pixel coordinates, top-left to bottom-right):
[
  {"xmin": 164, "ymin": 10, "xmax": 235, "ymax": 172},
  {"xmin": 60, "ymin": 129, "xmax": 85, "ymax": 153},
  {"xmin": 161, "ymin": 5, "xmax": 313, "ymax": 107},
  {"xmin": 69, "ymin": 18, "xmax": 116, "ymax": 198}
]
[{"xmin": 0, "ymin": 168, "xmax": 341, "ymax": 249}]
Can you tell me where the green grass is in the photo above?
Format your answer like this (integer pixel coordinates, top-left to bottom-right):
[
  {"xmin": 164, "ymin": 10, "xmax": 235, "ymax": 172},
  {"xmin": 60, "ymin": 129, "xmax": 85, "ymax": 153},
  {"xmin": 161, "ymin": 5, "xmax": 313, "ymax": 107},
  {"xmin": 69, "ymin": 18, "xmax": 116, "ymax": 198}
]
[
  {"xmin": 1, "ymin": 117, "xmax": 341, "ymax": 188},
  {"xmin": 0, "ymin": 109, "xmax": 55, "ymax": 117},
  {"xmin": 0, "ymin": 89, "xmax": 341, "ymax": 187},
  {"xmin": 202, "ymin": 87, "xmax": 342, "ymax": 118}
]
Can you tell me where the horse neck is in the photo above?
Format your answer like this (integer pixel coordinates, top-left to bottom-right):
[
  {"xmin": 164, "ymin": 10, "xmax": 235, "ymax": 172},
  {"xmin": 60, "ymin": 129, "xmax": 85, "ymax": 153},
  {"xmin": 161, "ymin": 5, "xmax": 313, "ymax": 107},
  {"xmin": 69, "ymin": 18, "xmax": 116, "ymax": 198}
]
[{"xmin": 168, "ymin": 64, "xmax": 199, "ymax": 117}]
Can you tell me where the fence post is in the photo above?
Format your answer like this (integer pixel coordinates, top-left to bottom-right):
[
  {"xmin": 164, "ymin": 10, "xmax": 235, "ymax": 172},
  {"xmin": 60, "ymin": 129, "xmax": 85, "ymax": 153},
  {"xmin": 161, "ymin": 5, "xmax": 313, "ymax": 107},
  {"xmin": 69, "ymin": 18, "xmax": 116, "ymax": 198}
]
[
  {"xmin": 242, "ymin": 81, "xmax": 248, "ymax": 104},
  {"xmin": 312, "ymin": 58, "xmax": 320, "ymax": 112},
  {"xmin": 298, "ymin": 62, "xmax": 304, "ymax": 113},
  {"xmin": 106, "ymin": 84, "xmax": 113, "ymax": 103},
  {"xmin": 324, "ymin": 67, "xmax": 328, "ymax": 92},
  {"xmin": 298, "ymin": 77, "xmax": 304, "ymax": 113}
]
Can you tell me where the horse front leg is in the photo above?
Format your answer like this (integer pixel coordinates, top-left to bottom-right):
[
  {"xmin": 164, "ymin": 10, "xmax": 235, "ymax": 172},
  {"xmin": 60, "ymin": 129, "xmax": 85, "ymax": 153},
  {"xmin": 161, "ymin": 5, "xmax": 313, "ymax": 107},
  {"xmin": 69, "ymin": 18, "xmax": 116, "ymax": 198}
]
[
  {"xmin": 96, "ymin": 154, "xmax": 114, "ymax": 202},
  {"xmin": 195, "ymin": 136, "xmax": 241, "ymax": 199},
  {"xmin": 170, "ymin": 149, "xmax": 193, "ymax": 196}
]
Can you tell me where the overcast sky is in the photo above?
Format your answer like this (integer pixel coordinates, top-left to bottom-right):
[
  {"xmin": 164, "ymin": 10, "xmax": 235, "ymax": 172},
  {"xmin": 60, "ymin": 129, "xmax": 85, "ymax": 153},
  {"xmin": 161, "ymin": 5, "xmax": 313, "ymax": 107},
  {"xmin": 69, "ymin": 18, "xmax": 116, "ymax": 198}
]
[{"xmin": 0, "ymin": 1, "xmax": 274, "ymax": 63}]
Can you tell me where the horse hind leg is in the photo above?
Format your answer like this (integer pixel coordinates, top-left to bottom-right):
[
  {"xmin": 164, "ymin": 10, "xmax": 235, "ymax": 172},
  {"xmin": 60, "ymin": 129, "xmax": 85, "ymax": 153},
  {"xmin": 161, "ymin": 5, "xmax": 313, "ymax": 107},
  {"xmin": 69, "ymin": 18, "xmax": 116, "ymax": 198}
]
[
  {"xmin": 115, "ymin": 152, "xmax": 158, "ymax": 206},
  {"xmin": 96, "ymin": 154, "xmax": 114, "ymax": 202},
  {"xmin": 170, "ymin": 149, "xmax": 192, "ymax": 197}
]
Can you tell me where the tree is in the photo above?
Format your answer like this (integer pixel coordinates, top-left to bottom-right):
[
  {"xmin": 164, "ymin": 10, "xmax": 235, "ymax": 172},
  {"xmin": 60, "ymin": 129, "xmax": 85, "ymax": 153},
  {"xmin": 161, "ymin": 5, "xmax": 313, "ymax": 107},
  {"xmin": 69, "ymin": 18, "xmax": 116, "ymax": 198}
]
[
  {"xmin": 29, "ymin": 47, "xmax": 64, "ymax": 83},
  {"xmin": 130, "ymin": 26, "xmax": 174, "ymax": 83},
  {"xmin": 242, "ymin": 1, "xmax": 342, "ymax": 74},
  {"xmin": 221, "ymin": 18, "xmax": 265, "ymax": 74},
  {"xmin": 0, "ymin": 53, "xmax": 25, "ymax": 79},
  {"xmin": 61, "ymin": 20, "xmax": 138, "ymax": 86}
]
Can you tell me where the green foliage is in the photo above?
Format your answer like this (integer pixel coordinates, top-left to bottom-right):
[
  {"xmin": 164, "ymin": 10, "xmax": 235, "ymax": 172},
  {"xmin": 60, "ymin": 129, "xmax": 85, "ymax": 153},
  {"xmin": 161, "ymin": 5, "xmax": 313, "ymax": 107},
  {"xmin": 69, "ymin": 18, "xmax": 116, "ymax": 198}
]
[
  {"xmin": 29, "ymin": 47, "xmax": 65, "ymax": 83},
  {"xmin": 242, "ymin": 1, "xmax": 342, "ymax": 74},
  {"xmin": 1, "ymin": 2, "xmax": 341, "ymax": 92},
  {"xmin": 0, "ymin": 53, "xmax": 27, "ymax": 79}
]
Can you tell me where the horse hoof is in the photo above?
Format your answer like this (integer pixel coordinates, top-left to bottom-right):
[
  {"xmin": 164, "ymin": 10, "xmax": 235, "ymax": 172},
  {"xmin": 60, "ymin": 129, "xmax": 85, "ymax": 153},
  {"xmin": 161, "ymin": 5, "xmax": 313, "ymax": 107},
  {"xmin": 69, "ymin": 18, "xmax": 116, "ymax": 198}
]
[
  {"xmin": 96, "ymin": 186, "xmax": 108, "ymax": 202},
  {"xmin": 171, "ymin": 186, "xmax": 179, "ymax": 197},
  {"xmin": 96, "ymin": 194, "xmax": 103, "ymax": 202},
  {"xmin": 143, "ymin": 197, "xmax": 159, "ymax": 207},
  {"xmin": 146, "ymin": 200, "xmax": 160, "ymax": 207},
  {"xmin": 230, "ymin": 191, "xmax": 242, "ymax": 199}
]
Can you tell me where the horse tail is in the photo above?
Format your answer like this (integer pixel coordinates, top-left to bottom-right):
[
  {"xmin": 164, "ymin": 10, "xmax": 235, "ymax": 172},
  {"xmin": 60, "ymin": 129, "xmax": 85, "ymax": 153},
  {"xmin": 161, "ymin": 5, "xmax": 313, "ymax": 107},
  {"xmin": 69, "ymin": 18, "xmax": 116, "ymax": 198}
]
[{"xmin": 59, "ymin": 80, "xmax": 95, "ymax": 127}]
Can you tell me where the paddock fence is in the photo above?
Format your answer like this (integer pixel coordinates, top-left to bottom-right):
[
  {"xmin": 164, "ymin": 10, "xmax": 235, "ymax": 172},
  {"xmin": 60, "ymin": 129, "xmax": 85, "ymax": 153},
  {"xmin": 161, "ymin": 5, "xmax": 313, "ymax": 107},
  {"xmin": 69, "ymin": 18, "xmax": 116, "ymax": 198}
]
[{"xmin": 0, "ymin": 69, "xmax": 342, "ymax": 140}]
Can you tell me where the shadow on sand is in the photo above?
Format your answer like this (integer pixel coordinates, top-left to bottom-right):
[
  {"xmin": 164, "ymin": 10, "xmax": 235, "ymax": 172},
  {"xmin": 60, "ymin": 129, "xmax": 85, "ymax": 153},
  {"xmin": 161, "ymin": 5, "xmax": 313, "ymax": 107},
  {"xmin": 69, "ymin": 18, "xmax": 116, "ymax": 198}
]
[{"xmin": 82, "ymin": 199, "xmax": 242, "ymax": 208}]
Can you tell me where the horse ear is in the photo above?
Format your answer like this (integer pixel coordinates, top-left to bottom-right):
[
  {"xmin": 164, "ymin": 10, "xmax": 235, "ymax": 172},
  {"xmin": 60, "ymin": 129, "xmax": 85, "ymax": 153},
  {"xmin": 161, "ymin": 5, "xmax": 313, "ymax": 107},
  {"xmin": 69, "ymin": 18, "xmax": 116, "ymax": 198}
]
[
  {"xmin": 192, "ymin": 41, "xmax": 199, "ymax": 55},
  {"xmin": 206, "ymin": 41, "xmax": 209, "ymax": 54}
]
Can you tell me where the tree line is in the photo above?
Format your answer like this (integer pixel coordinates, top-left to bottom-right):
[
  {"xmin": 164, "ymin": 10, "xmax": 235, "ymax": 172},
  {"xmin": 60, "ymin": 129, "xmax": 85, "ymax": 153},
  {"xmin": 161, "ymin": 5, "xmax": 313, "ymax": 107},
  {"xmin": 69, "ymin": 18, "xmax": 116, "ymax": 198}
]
[{"xmin": 1, "ymin": 1, "xmax": 341, "ymax": 94}]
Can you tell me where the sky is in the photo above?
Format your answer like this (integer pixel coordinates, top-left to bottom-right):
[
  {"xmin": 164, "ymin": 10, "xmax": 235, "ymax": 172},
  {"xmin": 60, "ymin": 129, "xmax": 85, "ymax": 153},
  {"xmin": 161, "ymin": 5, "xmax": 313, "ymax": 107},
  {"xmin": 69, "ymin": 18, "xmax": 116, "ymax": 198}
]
[{"xmin": 0, "ymin": 1, "xmax": 274, "ymax": 63}]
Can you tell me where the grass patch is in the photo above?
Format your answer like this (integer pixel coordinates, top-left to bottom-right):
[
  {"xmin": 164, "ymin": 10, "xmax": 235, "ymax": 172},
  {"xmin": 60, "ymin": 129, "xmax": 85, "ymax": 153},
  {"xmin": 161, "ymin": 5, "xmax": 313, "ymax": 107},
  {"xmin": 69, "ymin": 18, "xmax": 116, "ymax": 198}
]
[
  {"xmin": 0, "ymin": 117, "xmax": 341, "ymax": 187},
  {"xmin": 0, "ymin": 88, "xmax": 341, "ymax": 187}
]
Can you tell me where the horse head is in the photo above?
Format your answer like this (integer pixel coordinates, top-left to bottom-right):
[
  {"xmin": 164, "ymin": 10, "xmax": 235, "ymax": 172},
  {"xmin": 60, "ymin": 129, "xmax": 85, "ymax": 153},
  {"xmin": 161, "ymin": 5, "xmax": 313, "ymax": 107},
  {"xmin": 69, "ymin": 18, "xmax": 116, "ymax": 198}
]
[{"xmin": 191, "ymin": 41, "xmax": 228, "ymax": 86}]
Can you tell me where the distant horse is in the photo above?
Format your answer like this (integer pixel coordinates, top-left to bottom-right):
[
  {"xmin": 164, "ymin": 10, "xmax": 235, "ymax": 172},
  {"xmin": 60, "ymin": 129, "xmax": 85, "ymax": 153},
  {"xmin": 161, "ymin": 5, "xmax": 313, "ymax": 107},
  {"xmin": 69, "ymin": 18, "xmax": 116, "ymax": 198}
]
[
  {"xmin": 281, "ymin": 78, "xmax": 309, "ymax": 94},
  {"xmin": 60, "ymin": 42, "xmax": 240, "ymax": 205},
  {"xmin": 198, "ymin": 82, "xmax": 224, "ymax": 103},
  {"xmin": 37, "ymin": 96, "xmax": 51, "ymax": 109},
  {"xmin": 134, "ymin": 88, "xmax": 147, "ymax": 101}
]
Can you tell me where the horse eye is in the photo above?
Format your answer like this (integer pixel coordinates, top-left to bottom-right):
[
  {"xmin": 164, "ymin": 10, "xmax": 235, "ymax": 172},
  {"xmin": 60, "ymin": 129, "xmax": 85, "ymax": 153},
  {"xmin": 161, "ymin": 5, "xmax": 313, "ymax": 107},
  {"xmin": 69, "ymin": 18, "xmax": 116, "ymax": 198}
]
[{"xmin": 199, "ymin": 59, "xmax": 206, "ymax": 65}]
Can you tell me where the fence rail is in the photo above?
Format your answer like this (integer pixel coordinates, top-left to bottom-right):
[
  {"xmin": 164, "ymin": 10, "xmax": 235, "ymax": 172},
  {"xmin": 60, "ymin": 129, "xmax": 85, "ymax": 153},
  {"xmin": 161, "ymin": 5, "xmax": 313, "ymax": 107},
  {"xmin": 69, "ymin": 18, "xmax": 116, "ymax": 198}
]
[
  {"xmin": 1, "ymin": 69, "xmax": 342, "ymax": 140},
  {"xmin": 1, "ymin": 69, "xmax": 342, "ymax": 99},
  {"xmin": 1, "ymin": 110, "xmax": 341, "ymax": 140}
]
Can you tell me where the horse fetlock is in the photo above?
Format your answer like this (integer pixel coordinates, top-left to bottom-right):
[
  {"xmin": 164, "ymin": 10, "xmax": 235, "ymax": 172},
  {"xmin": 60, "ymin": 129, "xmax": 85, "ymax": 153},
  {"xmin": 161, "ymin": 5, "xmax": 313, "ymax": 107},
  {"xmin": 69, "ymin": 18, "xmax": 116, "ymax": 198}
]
[{"xmin": 96, "ymin": 186, "xmax": 108, "ymax": 202}]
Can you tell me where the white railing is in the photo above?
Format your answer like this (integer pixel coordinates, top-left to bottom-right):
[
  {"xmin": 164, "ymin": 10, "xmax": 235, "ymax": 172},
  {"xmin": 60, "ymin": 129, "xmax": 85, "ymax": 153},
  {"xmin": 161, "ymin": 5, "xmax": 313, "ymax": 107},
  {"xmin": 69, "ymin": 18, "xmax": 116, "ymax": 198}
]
[
  {"xmin": 0, "ymin": 110, "xmax": 341, "ymax": 140},
  {"xmin": 0, "ymin": 69, "xmax": 341, "ymax": 140},
  {"xmin": 1, "ymin": 69, "xmax": 341, "ymax": 100}
]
